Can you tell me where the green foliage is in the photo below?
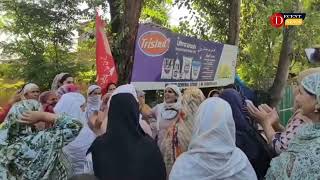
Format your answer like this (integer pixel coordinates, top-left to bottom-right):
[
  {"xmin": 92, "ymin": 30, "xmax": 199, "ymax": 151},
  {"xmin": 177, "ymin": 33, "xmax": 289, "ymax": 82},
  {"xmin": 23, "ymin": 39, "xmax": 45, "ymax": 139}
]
[
  {"xmin": 141, "ymin": 0, "xmax": 171, "ymax": 27},
  {"xmin": 238, "ymin": 0, "xmax": 320, "ymax": 89},
  {"xmin": 175, "ymin": 0, "xmax": 320, "ymax": 90},
  {"xmin": 173, "ymin": 0, "xmax": 230, "ymax": 42},
  {"xmin": 0, "ymin": 0, "xmax": 91, "ymax": 90}
]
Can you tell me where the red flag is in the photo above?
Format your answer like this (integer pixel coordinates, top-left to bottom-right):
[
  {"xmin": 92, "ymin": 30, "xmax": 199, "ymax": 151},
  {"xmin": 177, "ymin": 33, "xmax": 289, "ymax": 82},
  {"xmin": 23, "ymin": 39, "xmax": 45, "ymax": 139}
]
[{"xmin": 96, "ymin": 10, "xmax": 118, "ymax": 95}]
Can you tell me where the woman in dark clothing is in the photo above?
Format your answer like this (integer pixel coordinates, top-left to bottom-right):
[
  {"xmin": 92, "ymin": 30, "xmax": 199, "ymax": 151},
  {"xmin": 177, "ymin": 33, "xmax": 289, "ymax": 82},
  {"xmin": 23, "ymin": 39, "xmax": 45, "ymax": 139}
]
[
  {"xmin": 219, "ymin": 89, "xmax": 275, "ymax": 180},
  {"xmin": 89, "ymin": 93, "xmax": 166, "ymax": 180}
]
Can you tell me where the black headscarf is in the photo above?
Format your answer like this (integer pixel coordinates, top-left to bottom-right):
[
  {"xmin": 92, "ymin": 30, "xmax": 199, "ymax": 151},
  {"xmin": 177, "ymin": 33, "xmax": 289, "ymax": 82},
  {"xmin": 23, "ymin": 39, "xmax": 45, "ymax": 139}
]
[
  {"xmin": 89, "ymin": 93, "xmax": 166, "ymax": 180},
  {"xmin": 219, "ymin": 89, "xmax": 275, "ymax": 180}
]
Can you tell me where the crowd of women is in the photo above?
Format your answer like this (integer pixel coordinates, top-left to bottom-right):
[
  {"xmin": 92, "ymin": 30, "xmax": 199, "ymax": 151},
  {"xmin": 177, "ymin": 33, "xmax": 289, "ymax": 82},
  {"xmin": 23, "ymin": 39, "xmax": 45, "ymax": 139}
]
[{"xmin": 0, "ymin": 68, "xmax": 320, "ymax": 180}]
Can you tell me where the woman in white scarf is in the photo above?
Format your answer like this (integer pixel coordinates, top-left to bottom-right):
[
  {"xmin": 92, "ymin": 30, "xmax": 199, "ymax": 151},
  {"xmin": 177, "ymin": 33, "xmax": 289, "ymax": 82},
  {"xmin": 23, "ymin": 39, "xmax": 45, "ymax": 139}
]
[
  {"xmin": 86, "ymin": 85, "xmax": 102, "ymax": 120},
  {"xmin": 169, "ymin": 97, "xmax": 257, "ymax": 180},
  {"xmin": 54, "ymin": 92, "xmax": 97, "ymax": 175},
  {"xmin": 150, "ymin": 84, "xmax": 182, "ymax": 146},
  {"xmin": 51, "ymin": 73, "xmax": 74, "ymax": 91},
  {"xmin": 20, "ymin": 83, "xmax": 40, "ymax": 100}
]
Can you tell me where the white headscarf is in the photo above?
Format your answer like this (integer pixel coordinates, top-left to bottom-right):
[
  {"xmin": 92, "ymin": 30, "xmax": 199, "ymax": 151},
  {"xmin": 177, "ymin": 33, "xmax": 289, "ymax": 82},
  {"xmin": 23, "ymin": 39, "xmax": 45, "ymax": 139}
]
[
  {"xmin": 164, "ymin": 84, "xmax": 182, "ymax": 107},
  {"xmin": 111, "ymin": 84, "xmax": 139, "ymax": 101},
  {"xmin": 165, "ymin": 84, "xmax": 182, "ymax": 97},
  {"xmin": 22, "ymin": 83, "xmax": 39, "ymax": 95},
  {"xmin": 87, "ymin": 85, "xmax": 101, "ymax": 96},
  {"xmin": 54, "ymin": 92, "xmax": 96, "ymax": 175},
  {"xmin": 51, "ymin": 72, "xmax": 68, "ymax": 91},
  {"xmin": 86, "ymin": 85, "xmax": 102, "ymax": 120},
  {"xmin": 54, "ymin": 92, "xmax": 86, "ymax": 123},
  {"xmin": 169, "ymin": 97, "xmax": 257, "ymax": 180},
  {"xmin": 108, "ymin": 84, "xmax": 152, "ymax": 136},
  {"xmin": 154, "ymin": 84, "xmax": 183, "ymax": 131}
]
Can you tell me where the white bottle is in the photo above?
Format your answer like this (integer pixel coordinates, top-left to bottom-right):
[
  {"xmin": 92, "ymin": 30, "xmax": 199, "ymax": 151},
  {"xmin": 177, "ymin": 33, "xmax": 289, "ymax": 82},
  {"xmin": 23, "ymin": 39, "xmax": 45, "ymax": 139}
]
[{"xmin": 173, "ymin": 58, "xmax": 180, "ymax": 80}]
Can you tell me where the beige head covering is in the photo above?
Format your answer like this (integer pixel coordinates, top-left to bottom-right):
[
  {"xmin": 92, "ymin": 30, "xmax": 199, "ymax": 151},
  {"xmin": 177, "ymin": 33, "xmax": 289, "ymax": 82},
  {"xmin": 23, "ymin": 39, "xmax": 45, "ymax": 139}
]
[
  {"xmin": 19, "ymin": 83, "xmax": 39, "ymax": 100},
  {"xmin": 161, "ymin": 87, "xmax": 205, "ymax": 174},
  {"xmin": 22, "ymin": 83, "xmax": 39, "ymax": 95},
  {"xmin": 51, "ymin": 73, "xmax": 68, "ymax": 91}
]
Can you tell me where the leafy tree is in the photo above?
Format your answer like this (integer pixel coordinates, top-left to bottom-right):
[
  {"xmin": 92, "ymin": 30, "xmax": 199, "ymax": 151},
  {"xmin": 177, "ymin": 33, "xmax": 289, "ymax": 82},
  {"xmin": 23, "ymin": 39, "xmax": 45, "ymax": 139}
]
[
  {"xmin": 0, "ymin": 0, "xmax": 90, "ymax": 89},
  {"xmin": 173, "ymin": 0, "xmax": 240, "ymax": 45},
  {"xmin": 175, "ymin": 0, "xmax": 320, "ymax": 106},
  {"xmin": 83, "ymin": 0, "xmax": 172, "ymax": 85},
  {"xmin": 77, "ymin": 0, "xmax": 172, "ymax": 86},
  {"xmin": 239, "ymin": 0, "xmax": 320, "ymax": 106},
  {"xmin": 141, "ymin": 0, "xmax": 172, "ymax": 27}
]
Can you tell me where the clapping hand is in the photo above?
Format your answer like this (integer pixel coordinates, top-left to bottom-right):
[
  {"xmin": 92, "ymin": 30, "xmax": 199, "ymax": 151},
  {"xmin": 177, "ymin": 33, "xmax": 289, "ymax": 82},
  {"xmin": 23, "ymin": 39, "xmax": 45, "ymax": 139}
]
[{"xmin": 247, "ymin": 103, "xmax": 279, "ymax": 127}]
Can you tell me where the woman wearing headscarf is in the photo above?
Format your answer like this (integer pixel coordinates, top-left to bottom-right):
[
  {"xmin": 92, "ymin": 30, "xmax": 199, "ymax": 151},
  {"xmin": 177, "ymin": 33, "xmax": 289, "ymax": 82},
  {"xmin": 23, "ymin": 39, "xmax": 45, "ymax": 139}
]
[
  {"xmin": 100, "ymin": 82, "xmax": 117, "ymax": 112},
  {"xmin": 88, "ymin": 85, "xmax": 167, "ymax": 180},
  {"xmin": 86, "ymin": 85, "xmax": 102, "ymax": 120},
  {"xmin": 265, "ymin": 72, "xmax": 320, "ymax": 179},
  {"xmin": 293, "ymin": 67, "xmax": 320, "ymax": 111},
  {"xmin": 207, "ymin": 88, "xmax": 221, "ymax": 97},
  {"xmin": 39, "ymin": 91, "xmax": 59, "ymax": 113},
  {"xmin": 51, "ymin": 73, "xmax": 74, "ymax": 91},
  {"xmin": 83, "ymin": 84, "xmax": 153, "ymax": 174},
  {"xmin": 0, "ymin": 83, "xmax": 40, "ymax": 124},
  {"xmin": 20, "ymin": 83, "xmax": 41, "ymax": 100},
  {"xmin": 247, "ymin": 68, "xmax": 319, "ymax": 154},
  {"xmin": 54, "ymin": 93, "xmax": 97, "ymax": 175},
  {"xmin": 150, "ymin": 84, "xmax": 182, "ymax": 147},
  {"xmin": 169, "ymin": 97, "xmax": 257, "ymax": 180},
  {"xmin": 220, "ymin": 89, "xmax": 275, "ymax": 180},
  {"xmin": 57, "ymin": 84, "xmax": 80, "ymax": 97},
  {"xmin": 108, "ymin": 84, "xmax": 153, "ymax": 137},
  {"xmin": 160, "ymin": 87, "xmax": 205, "ymax": 174},
  {"xmin": 0, "ymin": 100, "xmax": 82, "ymax": 180}
]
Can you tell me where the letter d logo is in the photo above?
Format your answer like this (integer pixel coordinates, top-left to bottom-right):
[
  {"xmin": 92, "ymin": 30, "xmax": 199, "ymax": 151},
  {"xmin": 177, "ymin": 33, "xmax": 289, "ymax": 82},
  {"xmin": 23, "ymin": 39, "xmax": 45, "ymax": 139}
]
[{"xmin": 270, "ymin": 13, "xmax": 284, "ymax": 28}]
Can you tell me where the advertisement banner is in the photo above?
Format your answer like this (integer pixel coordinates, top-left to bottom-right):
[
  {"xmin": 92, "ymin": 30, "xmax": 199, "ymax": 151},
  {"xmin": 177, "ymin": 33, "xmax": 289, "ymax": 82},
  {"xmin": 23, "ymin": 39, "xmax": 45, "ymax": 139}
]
[{"xmin": 131, "ymin": 24, "xmax": 238, "ymax": 90}]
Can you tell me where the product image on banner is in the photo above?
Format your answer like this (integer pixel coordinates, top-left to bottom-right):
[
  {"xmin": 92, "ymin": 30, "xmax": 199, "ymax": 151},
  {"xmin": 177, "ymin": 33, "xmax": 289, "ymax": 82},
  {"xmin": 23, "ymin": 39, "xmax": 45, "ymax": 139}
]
[
  {"xmin": 161, "ymin": 58, "xmax": 174, "ymax": 79},
  {"xmin": 181, "ymin": 56, "xmax": 192, "ymax": 80},
  {"xmin": 192, "ymin": 61, "xmax": 201, "ymax": 80},
  {"xmin": 172, "ymin": 58, "xmax": 181, "ymax": 80}
]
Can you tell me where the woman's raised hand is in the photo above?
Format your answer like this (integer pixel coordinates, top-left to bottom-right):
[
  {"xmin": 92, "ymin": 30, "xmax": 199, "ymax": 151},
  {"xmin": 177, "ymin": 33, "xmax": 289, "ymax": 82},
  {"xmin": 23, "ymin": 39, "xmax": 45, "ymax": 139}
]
[{"xmin": 247, "ymin": 103, "xmax": 279, "ymax": 127}]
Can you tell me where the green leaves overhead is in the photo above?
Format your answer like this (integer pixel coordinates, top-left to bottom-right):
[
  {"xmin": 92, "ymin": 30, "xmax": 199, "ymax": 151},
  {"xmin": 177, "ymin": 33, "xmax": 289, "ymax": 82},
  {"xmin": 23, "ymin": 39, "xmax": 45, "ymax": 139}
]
[
  {"xmin": 175, "ymin": 0, "xmax": 320, "ymax": 90},
  {"xmin": 0, "ymin": 0, "xmax": 89, "ymax": 89}
]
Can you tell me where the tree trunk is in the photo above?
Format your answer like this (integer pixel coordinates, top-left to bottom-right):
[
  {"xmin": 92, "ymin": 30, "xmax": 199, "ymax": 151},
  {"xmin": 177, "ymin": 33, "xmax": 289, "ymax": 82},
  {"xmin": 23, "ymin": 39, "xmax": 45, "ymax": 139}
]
[
  {"xmin": 107, "ymin": 0, "xmax": 121, "ymax": 33},
  {"xmin": 269, "ymin": 27, "xmax": 295, "ymax": 107},
  {"xmin": 117, "ymin": 0, "xmax": 144, "ymax": 84},
  {"xmin": 227, "ymin": 0, "xmax": 241, "ymax": 45}
]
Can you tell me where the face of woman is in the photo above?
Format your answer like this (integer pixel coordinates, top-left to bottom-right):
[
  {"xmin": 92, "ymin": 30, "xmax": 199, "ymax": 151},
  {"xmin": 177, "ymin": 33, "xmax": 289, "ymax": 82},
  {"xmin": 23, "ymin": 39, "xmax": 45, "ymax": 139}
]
[
  {"xmin": 90, "ymin": 88, "xmax": 102, "ymax": 97},
  {"xmin": 25, "ymin": 88, "xmax": 40, "ymax": 100},
  {"xmin": 63, "ymin": 77, "xmax": 74, "ymax": 85},
  {"xmin": 46, "ymin": 94, "xmax": 58, "ymax": 106},
  {"xmin": 295, "ymin": 85, "xmax": 317, "ymax": 116},
  {"xmin": 108, "ymin": 84, "xmax": 116, "ymax": 93},
  {"xmin": 164, "ymin": 88, "xmax": 177, "ymax": 103}
]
